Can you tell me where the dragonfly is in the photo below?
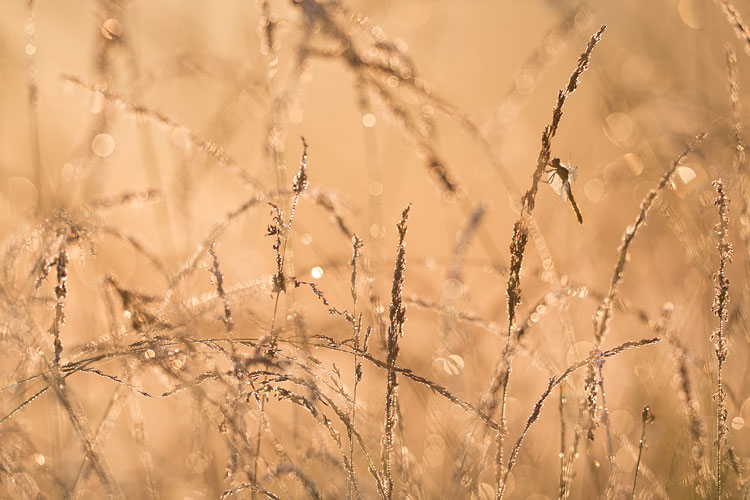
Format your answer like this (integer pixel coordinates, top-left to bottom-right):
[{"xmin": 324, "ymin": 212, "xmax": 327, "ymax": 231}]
[{"xmin": 545, "ymin": 155, "xmax": 583, "ymax": 224}]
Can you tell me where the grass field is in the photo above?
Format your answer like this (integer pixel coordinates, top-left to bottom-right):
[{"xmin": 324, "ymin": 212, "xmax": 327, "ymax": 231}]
[{"xmin": 1, "ymin": 1, "xmax": 750, "ymax": 498}]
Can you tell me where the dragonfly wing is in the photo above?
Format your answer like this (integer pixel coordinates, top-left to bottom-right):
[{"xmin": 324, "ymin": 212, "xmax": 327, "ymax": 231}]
[
  {"xmin": 565, "ymin": 154, "xmax": 578, "ymax": 182},
  {"xmin": 561, "ymin": 181, "xmax": 572, "ymax": 203},
  {"xmin": 549, "ymin": 174, "xmax": 564, "ymax": 197},
  {"xmin": 568, "ymin": 167, "xmax": 578, "ymax": 182}
]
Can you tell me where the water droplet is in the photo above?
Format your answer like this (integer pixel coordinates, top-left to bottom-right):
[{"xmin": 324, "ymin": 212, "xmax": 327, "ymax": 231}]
[
  {"xmin": 514, "ymin": 70, "xmax": 535, "ymax": 94},
  {"xmin": 33, "ymin": 453, "xmax": 45, "ymax": 466},
  {"xmin": 441, "ymin": 190, "xmax": 456, "ymax": 204},
  {"xmin": 362, "ymin": 113, "xmax": 376, "ymax": 127},
  {"xmin": 441, "ymin": 279, "xmax": 462, "ymax": 300},
  {"xmin": 604, "ymin": 113, "xmax": 635, "ymax": 146},
  {"xmin": 423, "ymin": 444, "xmax": 444, "ymax": 468},
  {"xmin": 478, "ymin": 482, "xmax": 494, "ymax": 500},
  {"xmin": 101, "ymin": 18, "xmax": 122, "ymax": 40},
  {"xmin": 91, "ymin": 133, "xmax": 115, "ymax": 157},
  {"xmin": 623, "ymin": 153, "xmax": 644, "ymax": 176},
  {"xmin": 368, "ymin": 181, "xmax": 383, "ymax": 196},
  {"xmin": 678, "ymin": 0, "xmax": 704, "ymax": 29},
  {"xmin": 394, "ymin": 38, "xmax": 409, "ymax": 53},
  {"xmin": 610, "ymin": 410, "xmax": 634, "ymax": 434},
  {"xmin": 732, "ymin": 416, "xmax": 745, "ymax": 430},
  {"xmin": 311, "ymin": 266, "xmax": 324, "ymax": 279},
  {"xmin": 388, "ymin": 0, "xmax": 433, "ymax": 30},
  {"xmin": 25, "ymin": 43, "xmax": 36, "ymax": 56},
  {"xmin": 584, "ymin": 178, "xmax": 604, "ymax": 202},
  {"xmin": 444, "ymin": 354, "xmax": 464, "ymax": 375},
  {"xmin": 288, "ymin": 108, "xmax": 304, "ymax": 124},
  {"xmin": 677, "ymin": 166, "xmax": 697, "ymax": 184},
  {"xmin": 621, "ymin": 54, "xmax": 655, "ymax": 91}
]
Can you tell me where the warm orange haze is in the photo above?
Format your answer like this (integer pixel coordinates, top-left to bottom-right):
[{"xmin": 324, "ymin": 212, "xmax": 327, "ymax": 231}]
[{"xmin": 1, "ymin": 1, "xmax": 750, "ymax": 499}]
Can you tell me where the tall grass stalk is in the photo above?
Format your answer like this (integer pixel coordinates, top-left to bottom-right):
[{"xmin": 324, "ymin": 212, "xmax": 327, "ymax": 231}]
[
  {"xmin": 383, "ymin": 205, "xmax": 410, "ymax": 500},
  {"xmin": 711, "ymin": 179, "xmax": 732, "ymax": 499},
  {"xmin": 495, "ymin": 25, "xmax": 605, "ymax": 497},
  {"xmin": 593, "ymin": 132, "xmax": 707, "ymax": 346},
  {"xmin": 496, "ymin": 337, "xmax": 660, "ymax": 500},
  {"xmin": 5, "ymin": 3, "xmax": 750, "ymax": 499},
  {"xmin": 632, "ymin": 405, "xmax": 655, "ymax": 499}
]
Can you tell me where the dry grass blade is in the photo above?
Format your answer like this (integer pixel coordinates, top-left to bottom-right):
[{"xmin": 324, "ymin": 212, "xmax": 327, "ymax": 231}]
[
  {"xmin": 496, "ymin": 337, "xmax": 661, "ymax": 500},
  {"xmin": 504, "ymin": 23, "xmax": 606, "ymax": 388},
  {"xmin": 207, "ymin": 241, "xmax": 234, "ymax": 337},
  {"xmin": 663, "ymin": 304, "xmax": 711, "ymax": 494},
  {"xmin": 348, "ymin": 234, "xmax": 365, "ymax": 500},
  {"xmin": 4, "ymin": 3, "xmax": 750, "ymax": 499},
  {"xmin": 49, "ymin": 250, "xmax": 67, "ymax": 369},
  {"xmin": 271, "ymin": 386, "xmax": 360, "ymax": 500},
  {"xmin": 269, "ymin": 139, "xmax": 310, "ymax": 345},
  {"xmin": 165, "ymin": 192, "xmax": 268, "ymax": 304},
  {"xmin": 62, "ymin": 75, "xmax": 265, "ymax": 190},
  {"xmin": 520, "ymin": 24, "xmax": 606, "ymax": 216},
  {"xmin": 593, "ymin": 132, "xmax": 707, "ymax": 346},
  {"xmin": 220, "ymin": 483, "xmax": 283, "ymax": 500},
  {"xmin": 383, "ymin": 204, "xmax": 410, "ymax": 500},
  {"xmin": 715, "ymin": 0, "xmax": 750, "ymax": 53},
  {"xmin": 597, "ymin": 360, "xmax": 617, "ymax": 496},
  {"xmin": 45, "ymin": 370, "xmax": 123, "ymax": 499},
  {"xmin": 632, "ymin": 406, "xmax": 655, "ymax": 499},
  {"xmin": 711, "ymin": 179, "xmax": 732, "ymax": 500},
  {"xmin": 725, "ymin": 44, "xmax": 750, "ymax": 353},
  {"xmin": 495, "ymin": 25, "xmax": 606, "ymax": 495},
  {"xmin": 0, "ymin": 386, "xmax": 49, "ymax": 424}
]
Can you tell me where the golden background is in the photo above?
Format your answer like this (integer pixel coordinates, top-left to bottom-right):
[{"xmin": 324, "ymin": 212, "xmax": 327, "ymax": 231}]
[{"xmin": 1, "ymin": 0, "xmax": 748, "ymax": 499}]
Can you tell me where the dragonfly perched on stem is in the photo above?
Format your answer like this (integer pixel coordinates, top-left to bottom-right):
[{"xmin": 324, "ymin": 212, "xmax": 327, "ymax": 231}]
[{"xmin": 545, "ymin": 155, "xmax": 583, "ymax": 224}]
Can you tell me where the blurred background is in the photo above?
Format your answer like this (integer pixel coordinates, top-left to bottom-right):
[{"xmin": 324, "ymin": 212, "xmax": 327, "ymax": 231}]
[{"xmin": 1, "ymin": 0, "xmax": 749, "ymax": 498}]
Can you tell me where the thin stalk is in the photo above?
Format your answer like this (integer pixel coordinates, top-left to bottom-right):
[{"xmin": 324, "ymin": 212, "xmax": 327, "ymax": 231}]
[
  {"xmin": 632, "ymin": 406, "xmax": 655, "ymax": 499},
  {"xmin": 711, "ymin": 180, "xmax": 732, "ymax": 500}
]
